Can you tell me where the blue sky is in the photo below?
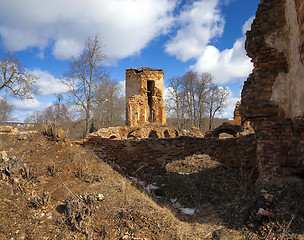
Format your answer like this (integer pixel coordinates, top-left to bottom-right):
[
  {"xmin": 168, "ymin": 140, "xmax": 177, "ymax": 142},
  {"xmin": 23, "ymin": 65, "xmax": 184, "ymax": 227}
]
[{"xmin": 0, "ymin": 0, "xmax": 260, "ymax": 121}]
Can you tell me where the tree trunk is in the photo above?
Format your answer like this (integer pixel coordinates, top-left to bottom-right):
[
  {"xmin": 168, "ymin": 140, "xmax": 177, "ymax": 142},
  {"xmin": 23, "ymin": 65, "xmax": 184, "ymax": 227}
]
[
  {"xmin": 209, "ymin": 108, "xmax": 213, "ymax": 130},
  {"xmin": 85, "ymin": 109, "xmax": 91, "ymax": 136}
]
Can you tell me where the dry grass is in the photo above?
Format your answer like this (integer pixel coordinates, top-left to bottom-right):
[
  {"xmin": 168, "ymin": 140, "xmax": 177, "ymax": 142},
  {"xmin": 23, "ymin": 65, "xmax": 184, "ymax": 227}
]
[
  {"xmin": 0, "ymin": 130, "xmax": 303, "ymax": 239},
  {"xmin": 0, "ymin": 131, "xmax": 224, "ymax": 239}
]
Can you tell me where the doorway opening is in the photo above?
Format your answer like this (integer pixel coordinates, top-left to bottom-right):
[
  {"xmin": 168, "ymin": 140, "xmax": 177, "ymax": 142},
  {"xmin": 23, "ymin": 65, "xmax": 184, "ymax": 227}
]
[{"xmin": 147, "ymin": 81, "xmax": 155, "ymax": 122}]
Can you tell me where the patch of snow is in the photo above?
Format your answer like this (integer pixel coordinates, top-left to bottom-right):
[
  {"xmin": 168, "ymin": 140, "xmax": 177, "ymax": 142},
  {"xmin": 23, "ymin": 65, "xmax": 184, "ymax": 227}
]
[
  {"xmin": 177, "ymin": 170, "xmax": 199, "ymax": 175},
  {"xmin": 146, "ymin": 183, "xmax": 159, "ymax": 192},
  {"xmin": 129, "ymin": 176, "xmax": 137, "ymax": 181},
  {"xmin": 128, "ymin": 176, "xmax": 145, "ymax": 186},
  {"xmin": 180, "ymin": 207, "xmax": 196, "ymax": 215},
  {"xmin": 170, "ymin": 199, "xmax": 197, "ymax": 215}
]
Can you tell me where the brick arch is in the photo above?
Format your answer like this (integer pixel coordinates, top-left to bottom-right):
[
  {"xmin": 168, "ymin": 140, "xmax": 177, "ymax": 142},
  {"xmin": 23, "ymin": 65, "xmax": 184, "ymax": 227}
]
[
  {"xmin": 149, "ymin": 130, "xmax": 158, "ymax": 138},
  {"xmin": 164, "ymin": 130, "xmax": 170, "ymax": 138},
  {"xmin": 207, "ymin": 123, "xmax": 242, "ymax": 138}
]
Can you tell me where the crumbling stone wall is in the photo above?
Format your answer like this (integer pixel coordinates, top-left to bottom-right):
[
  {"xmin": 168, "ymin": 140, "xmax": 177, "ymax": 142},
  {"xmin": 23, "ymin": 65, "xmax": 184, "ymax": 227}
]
[
  {"xmin": 80, "ymin": 135, "xmax": 257, "ymax": 179},
  {"xmin": 240, "ymin": 0, "xmax": 304, "ymax": 180},
  {"xmin": 126, "ymin": 67, "xmax": 166, "ymax": 126},
  {"xmin": 232, "ymin": 101, "xmax": 242, "ymax": 125},
  {"xmin": 295, "ymin": 0, "xmax": 304, "ymax": 63}
]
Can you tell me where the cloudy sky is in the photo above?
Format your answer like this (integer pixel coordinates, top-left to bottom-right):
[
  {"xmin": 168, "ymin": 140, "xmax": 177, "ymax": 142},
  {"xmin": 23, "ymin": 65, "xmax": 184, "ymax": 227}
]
[{"xmin": 0, "ymin": 0, "xmax": 260, "ymax": 121}]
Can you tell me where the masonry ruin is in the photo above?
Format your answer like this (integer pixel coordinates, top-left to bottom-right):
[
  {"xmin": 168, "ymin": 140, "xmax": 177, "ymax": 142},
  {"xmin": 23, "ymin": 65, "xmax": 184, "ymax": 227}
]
[
  {"xmin": 125, "ymin": 67, "xmax": 166, "ymax": 126},
  {"xmin": 80, "ymin": 0, "xmax": 304, "ymax": 185},
  {"xmin": 240, "ymin": 0, "xmax": 304, "ymax": 181}
]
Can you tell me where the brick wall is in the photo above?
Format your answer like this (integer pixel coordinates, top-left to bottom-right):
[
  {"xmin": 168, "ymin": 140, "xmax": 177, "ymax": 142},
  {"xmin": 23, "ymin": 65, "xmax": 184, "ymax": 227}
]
[
  {"xmin": 295, "ymin": 0, "xmax": 304, "ymax": 62},
  {"xmin": 80, "ymin": 135, "xmax": 257, "ymax": 179},
  {"xmin": 125, "ymin": 67, "xmax": 166, "ymax": 126},
  {"xmin": 240, "ymin": 0, "xmax": 304, "ymax": 180}
]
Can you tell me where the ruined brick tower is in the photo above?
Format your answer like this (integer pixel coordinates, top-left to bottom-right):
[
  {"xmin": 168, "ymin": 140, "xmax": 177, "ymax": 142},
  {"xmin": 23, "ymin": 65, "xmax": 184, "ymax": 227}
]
[{"xmin": 125, "ymin": 67, "xmax": 166, "ymax": 126}]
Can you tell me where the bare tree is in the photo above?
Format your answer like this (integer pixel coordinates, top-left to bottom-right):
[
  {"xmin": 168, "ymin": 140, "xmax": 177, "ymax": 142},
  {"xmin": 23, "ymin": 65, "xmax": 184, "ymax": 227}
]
[
  {"xmin": 182, "ymin": 71, "xmax": 197, "ymax": 126},
  {"xmin": 207, "ymin": 85, "xmax": 229, "ymax": 130},
  {"xmin": 166, "ymin": 76, "xmax": 187, "ymax": 130},
  {"xmin": 0, "ymin": 52, "xmax": 37, "ymax": 99},
  {"xmin": 180, "ymin": 71, "xmax": 211, "ymax": 128},
  {"xmin": 61, "ymin": 35, "xmax": 108, "ymax": 136},
  {"xmin": 43, "ymin": 95, "xmax": 71, "ymax": 125},
  {"xmin": 25, "ymin": 111, "xmax": 44, "ymax": 124},
  {"xmin": 195, "ymin": 73, "xmax": 213, "ymax": 128},
  {"xmin": 93, "ymin": 78, "xmax": 125, "ymax": 128},
  {"xmin": 0, "ymin": 98, "xmax": 14, "ymax": 124},
  {"xmin": 165, "ymin": 71, "xmax": 228, "ymax": 131}
]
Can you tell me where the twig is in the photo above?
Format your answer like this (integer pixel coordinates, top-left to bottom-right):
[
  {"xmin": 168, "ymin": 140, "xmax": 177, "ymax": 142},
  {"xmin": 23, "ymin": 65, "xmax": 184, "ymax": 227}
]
[{"xmin": 57, "ymin": 172, "xmax": 82, "ymax": 201}]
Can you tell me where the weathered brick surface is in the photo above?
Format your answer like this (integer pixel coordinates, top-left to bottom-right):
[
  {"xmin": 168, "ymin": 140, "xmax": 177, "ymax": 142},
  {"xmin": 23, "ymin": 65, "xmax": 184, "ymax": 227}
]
[
  {"xmin": 232, "ymin": 101, "xmax": 242, "ymax": 125},
  {"xmin": 80, "ymin": 135, "xmax": 257, "ymax": 179},
  {"xmin": 295, "ymin": 0, "xmax": 304, "ymax": 62},
  {"xmin": 126, "ymin": 67, "xmax": 166, "ymax": 126},
  {"xmin": 240, "ymin": 0, "xmax": 304, "ymax": 180},
  {"xmin": 241, "ymin": 0, "xmax": 287, "ymax": 119}
]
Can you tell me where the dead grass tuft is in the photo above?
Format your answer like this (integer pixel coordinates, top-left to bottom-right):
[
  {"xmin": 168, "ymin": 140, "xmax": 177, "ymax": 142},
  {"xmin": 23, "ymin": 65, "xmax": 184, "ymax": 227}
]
[{"xmin": 41, "ymin": 123, "xmax": 67, "ymax": 142}]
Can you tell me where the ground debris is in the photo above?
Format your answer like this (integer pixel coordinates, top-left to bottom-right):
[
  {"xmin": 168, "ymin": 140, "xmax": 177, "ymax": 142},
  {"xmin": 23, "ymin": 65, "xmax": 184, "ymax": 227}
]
[
  {"xmin": 64, "ymin": 192, "xmax": 102, "ymax": 232},
  {"xmin": 30, "ymin": 191, "xmax": 50, "ymax": 208}
]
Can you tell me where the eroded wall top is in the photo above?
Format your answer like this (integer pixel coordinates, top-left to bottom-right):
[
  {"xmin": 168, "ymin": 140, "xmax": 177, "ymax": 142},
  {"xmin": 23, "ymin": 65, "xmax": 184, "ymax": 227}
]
[
  {"xmin": 240, "ymin": 0, "xmax": 304, "ymax": 180},
  {"xmin": 241, "ymin": 0, "xmax": 304, "ymax": 119},
  {"xmin": 125, "ymin": 67, "xmax": 164, "ymax": 100},
  {"xmin": 125, "ymin": 66, "xmax": 166, "ymax": 126}
]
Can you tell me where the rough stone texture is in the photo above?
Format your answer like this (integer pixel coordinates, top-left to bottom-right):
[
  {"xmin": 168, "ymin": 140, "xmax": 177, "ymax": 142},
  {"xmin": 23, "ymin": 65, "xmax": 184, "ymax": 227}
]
[
  {"xmin": 88, "ymin": 125, "xmax": 179, "ymax": 140},
  {"xmin": 0, "ymin": 125, "xmax": 18, "ymax": 134},
  {"xmin": 295, "ymin": 0, "xmax": 304, "ymax": 63},
  {"xmin": 240, "ymin": 0, "xmax": 304, "ymax": 180},
  {"xmin": 205, "ymin": 123, "xmax": 242, "ymax": 138},
  {"xmin": 79, "ymin": 135, "xmax": 257, "ymax": 179},
  {"xmin": 185, "ymin": 127, "xmax": 205, "ymax": 138},
  {"xmin": 232, "ymin": 101, "xmax": 242, "ymax": 125},
  {"xmin": 125, "ymin": 67, "xmax": 166, "ymax": 126}
]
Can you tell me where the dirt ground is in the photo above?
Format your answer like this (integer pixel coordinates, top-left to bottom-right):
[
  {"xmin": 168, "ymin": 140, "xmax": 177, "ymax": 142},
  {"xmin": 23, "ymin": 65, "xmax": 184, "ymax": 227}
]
[{"xmin": 0, "ymin": 127, "xmax": 303, "ymax": 239}]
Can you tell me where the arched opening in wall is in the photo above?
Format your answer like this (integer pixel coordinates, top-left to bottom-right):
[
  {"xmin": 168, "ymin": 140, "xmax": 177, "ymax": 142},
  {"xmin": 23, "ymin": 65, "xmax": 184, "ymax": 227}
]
[
  {"xmin": 175, "ymin": 130, "xmax": 179, "ymax": 137},
  {"xmin": 214, "ymin": 129, "xmax": 238, "ymax": 138},
  {"xmin": 127, "ymin": 130, "xmax": 136, "ymax": 139},
  {"xmin": 164, "ymin": 130, "xmax": 170, "ymax": 138},
  {"xmin": 147, "ymin": 80, "xmax": 155, "ymax": 122},
  {"xmin": 149, "ymin": 130, "xmax": 158, "ymax": 138},
  {"xmin": 109, "ymin": 135, "xmax": 117, "ymax": 139},
  {"xmin": 219, "ymin": 133, "xmax": 234, "ymax": 139}
]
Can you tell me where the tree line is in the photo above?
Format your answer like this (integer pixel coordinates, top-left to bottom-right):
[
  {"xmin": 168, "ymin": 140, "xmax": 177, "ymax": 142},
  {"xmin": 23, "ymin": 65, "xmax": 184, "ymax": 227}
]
[
  {"xmin": 1, "ymin": 35, "xmax": 229, "ymax": 139},
  {"xmin": 166, "ymin": 71, "xmax": 229, "ymax": 131}
]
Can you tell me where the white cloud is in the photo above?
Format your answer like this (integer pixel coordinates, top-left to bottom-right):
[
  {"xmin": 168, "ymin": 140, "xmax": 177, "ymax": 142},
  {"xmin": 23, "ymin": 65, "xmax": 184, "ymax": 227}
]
[
  {"xmin": 190, "ymin": 16, "xmax": 255, "ymax": 84},
  {"xmin": 10, "ymin": 97, "xmax": 53, "ymax": 122},
  {"xmin": 164, "ymin": 0, "xmax": 254, "ymax": 84},
  {"xmin": 53, "ymin": 39, "xmax": 84, "ymax": 60},
  {"xmin": 11, "ymin": 97, "xmax": 51, "ymax": 111},
  {"xmin": 190, "ymin": 37, "xmax": 252, "ymax": 84},
  {"xmin": 165, "ymin": 0, "xmax": 224, "ymax": 61},
  {"xmin": 32, "ymin": 69, "xmax": 69, "ymax": 96},
  {"xmin": 0, "ymin": 0, "xmax": 176, "ymax": 61},
  {"xmin": 118, "ymin": 80, "xmax": 126, "ymax": 97},
  {"xmin": 242, "ymin": 16, "xmax": 254, "ymax": 34}
]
